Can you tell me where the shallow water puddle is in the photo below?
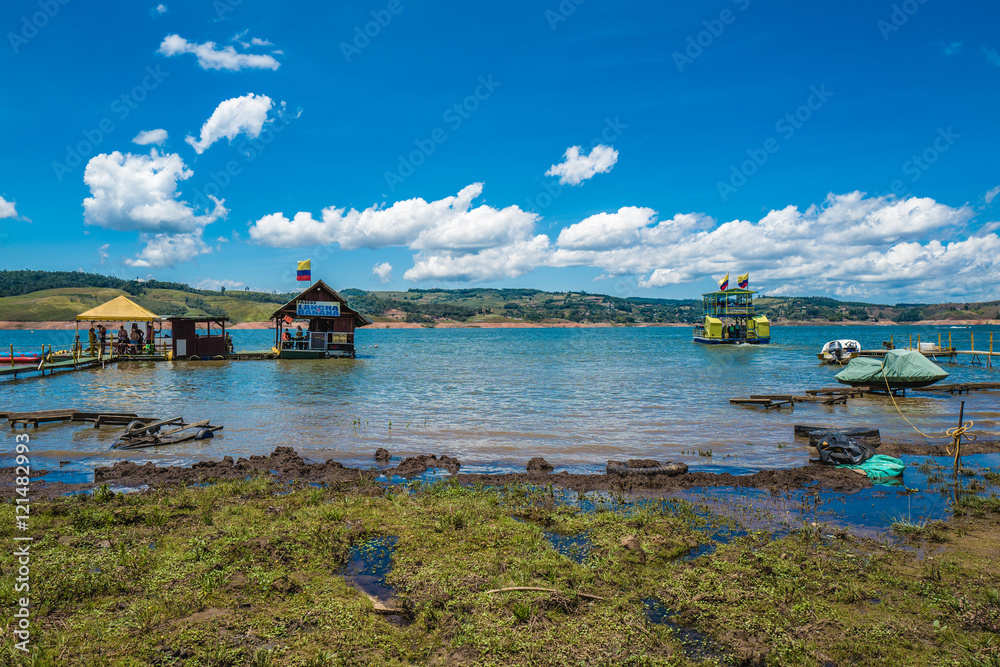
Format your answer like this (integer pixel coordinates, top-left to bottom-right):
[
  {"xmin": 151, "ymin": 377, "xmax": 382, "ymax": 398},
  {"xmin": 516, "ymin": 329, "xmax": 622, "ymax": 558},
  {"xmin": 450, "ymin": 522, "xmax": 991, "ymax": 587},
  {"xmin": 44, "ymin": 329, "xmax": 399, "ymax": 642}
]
[
  {"xmin": 339, "ymin": 536, "xmax": 409, "ymax": 625},
  {"xmin": 677, "ymin": 453, "xmax": 1000, "ymax": 541},
  {"xmin": 543, "ymin": 531, "xmax": 591, "ymax": 564},
  {"xmin": 643, "ymin": 598, "xmax": 727, "ymax": 662}
]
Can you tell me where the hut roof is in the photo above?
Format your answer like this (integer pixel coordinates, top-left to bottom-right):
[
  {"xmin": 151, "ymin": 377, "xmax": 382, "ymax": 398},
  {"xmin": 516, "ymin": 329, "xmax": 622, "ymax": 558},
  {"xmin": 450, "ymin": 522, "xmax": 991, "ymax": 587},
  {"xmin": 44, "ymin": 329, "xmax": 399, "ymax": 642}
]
[
  {"xmin": 269, "ymin": 280, "xmax": 373, "ymax": 326},
  {"xmin": 76, "ymin": 295, "xmax": 159, "ymax": 322}
]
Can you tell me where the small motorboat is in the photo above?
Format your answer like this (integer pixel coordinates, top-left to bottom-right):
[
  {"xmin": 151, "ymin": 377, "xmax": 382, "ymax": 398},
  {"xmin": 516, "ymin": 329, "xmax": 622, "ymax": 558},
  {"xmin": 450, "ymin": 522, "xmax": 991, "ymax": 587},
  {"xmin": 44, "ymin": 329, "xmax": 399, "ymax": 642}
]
[
  {"xmin": 835, "ymin": 349, "xmax": 949, "ymax": 389},
  {"xmin": 0, "ymin": 353, "xmax": 44, "ymax": 365},
  {"xmin": 817, "ymin": 339, "xmax": 861, "ymax": 364}
]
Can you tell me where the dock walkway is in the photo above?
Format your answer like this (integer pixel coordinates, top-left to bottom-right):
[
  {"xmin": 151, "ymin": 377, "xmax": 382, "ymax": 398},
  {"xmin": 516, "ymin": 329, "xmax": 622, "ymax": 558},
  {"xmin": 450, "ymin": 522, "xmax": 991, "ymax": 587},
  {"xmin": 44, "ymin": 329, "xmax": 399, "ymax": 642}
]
[{"xmin": 0, "ymin": 356, "xmax": 109, "ymax": 380}]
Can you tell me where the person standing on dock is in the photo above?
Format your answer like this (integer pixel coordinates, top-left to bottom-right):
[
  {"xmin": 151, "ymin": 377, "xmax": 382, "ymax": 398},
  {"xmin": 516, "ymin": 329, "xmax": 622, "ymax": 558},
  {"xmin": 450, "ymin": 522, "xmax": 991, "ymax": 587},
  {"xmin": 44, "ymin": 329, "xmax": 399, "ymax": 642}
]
[
  {"xmin": 97, "ymin": 324, "xmax": 107, "ymax": 359},
  {"xmin": 117, "ymin": 325, "xmax": 129, "ymax": 356},
  {"xmin": 88, "ymin": 327, "xmax": 97, "ymax": 355}
]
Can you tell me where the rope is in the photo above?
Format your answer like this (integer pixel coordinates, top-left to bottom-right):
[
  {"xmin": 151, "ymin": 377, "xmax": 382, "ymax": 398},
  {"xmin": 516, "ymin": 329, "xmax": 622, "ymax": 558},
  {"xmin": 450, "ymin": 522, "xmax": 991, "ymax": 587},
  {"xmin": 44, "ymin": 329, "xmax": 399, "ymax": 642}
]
[{"xmin": 879, "ymin": 360, "xmax": 976, "ymax": 457}]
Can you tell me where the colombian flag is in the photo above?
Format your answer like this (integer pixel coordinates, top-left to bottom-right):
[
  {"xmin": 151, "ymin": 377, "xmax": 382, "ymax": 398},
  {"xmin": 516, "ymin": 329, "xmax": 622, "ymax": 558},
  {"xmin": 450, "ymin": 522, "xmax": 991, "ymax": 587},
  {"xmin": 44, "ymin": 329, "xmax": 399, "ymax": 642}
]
[
  {"xmin": 718, "ymin": 273, "xmax": 729, "ymax": 291},
  {"xmin": 297, "ymin": 260, "xmax": 311, "ymax": 282},
  {"xmin": 737, "ymin": 272, "xmax": 749, "ymax": 289}
]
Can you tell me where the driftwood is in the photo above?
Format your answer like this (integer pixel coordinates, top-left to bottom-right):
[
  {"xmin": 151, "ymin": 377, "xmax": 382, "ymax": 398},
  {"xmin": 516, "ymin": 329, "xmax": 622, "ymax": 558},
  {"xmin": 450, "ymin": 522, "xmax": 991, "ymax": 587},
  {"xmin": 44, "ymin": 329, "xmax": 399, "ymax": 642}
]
[{"xmin": 484, "ymin": 586, "xmax": 605, "ymax": 601}]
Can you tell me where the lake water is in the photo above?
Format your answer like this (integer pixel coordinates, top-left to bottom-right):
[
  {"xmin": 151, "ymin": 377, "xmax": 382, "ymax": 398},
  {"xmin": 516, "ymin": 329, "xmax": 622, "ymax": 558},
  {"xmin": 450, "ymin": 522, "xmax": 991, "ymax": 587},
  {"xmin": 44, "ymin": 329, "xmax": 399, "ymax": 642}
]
[{"xmin": 2, "ymin": 324, "xmax": 998, "ymax": 481}]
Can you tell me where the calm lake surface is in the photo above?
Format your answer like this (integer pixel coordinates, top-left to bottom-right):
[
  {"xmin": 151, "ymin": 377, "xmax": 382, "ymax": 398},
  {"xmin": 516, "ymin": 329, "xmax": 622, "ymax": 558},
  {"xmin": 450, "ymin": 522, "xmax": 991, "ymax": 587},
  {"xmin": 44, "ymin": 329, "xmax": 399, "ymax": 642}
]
[{"xmin": 2, "ymin": 325, "xmax": 998, "ymax": 480}]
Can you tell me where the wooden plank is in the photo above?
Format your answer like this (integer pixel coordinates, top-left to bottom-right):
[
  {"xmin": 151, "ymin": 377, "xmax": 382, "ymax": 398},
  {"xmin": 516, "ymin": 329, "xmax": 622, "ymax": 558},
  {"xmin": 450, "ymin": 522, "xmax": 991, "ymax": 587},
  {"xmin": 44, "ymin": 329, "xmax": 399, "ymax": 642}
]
[
  {"xmin": 7, "ymin": 409, "xmax": 81, "ymax": 420},
  {"xmin": 124, "ymin": 416, "xmax": 184, "ymax": 435},
  {"xmin": 156, "ymin": 419, "xmax": 210, "ymax": 437},
  {"xmin": 730, "ymin": 398, "xmax": 774, "ymax": 405},
  {"xmin": 72, "ymin": 411, "xmax": 139, "ymax": 421}
]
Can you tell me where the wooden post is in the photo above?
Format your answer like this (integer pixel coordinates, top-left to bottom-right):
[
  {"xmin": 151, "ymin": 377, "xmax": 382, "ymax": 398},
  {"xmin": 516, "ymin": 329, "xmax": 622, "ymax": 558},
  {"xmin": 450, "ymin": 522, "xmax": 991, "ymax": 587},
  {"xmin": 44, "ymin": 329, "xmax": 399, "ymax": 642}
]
[
  {"xmin": 938, "ymin": 333, "xmax": 942, "ymax": 349},
  {"xmin": 9, "ymin": 344, "xmax": 13, "ymax": 368},
  {"xmin": 955, "ymin": 401, "xmax": 965, "ymax": 475},
  {"xmin": 949, "ymin": 331, "xmax": 952, "ymax": 350},
  {"xmin": 917, "ymin": 334, "xmax": 921, "ymax": 351},
  {"xmin": 971, "ymin": 331, "xmax": 974, "ymax": 354},
  {"xmin": 909, "ymin": 333, "xmax": 912, "ymax": 350}
]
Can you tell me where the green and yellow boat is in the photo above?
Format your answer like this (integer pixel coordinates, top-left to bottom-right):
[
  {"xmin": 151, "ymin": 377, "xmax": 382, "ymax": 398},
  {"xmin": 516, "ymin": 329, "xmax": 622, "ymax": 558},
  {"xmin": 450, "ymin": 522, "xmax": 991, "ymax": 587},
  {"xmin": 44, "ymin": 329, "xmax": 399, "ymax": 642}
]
[{"xmin": 692, "ymin": 287, "xmax": 770, "ymax": 345}]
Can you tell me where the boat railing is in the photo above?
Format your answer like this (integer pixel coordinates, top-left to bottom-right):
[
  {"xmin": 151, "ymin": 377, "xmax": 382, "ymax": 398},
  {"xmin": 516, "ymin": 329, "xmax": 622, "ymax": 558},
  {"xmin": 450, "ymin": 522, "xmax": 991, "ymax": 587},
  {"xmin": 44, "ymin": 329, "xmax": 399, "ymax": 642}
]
[{"xmin": 281, "ymin": 332, "xmax": 354, "ymax": 351}]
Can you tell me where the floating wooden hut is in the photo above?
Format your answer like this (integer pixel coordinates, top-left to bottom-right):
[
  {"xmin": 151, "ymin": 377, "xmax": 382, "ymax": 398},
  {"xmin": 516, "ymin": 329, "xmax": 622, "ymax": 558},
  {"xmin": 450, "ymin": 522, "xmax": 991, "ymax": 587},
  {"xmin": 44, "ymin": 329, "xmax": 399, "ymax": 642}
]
[
  {"xmin": 167, "ymin": 317, "xmax": 231, "ymax": 360},
  {"xmin": 270, "ymin": 280, "xmax": 372, "ymax": 358},
  {"xmin": 692, "ymin": 288, "xmax": 770, "ymax": 345}
]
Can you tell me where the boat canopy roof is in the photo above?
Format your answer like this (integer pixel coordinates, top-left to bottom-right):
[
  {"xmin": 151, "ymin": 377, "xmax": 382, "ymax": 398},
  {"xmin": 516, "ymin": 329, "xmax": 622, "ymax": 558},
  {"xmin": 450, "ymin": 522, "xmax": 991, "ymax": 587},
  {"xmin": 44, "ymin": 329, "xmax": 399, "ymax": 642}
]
[
  {"xmin": 76, "ymin": 295, "xmax": 159, "ymax": 322},
  {"xmin": 834, "ymin": 349, "xmax": 948, "ymax": 388},
  {"xmin": 702, "ymin": 288, "xmax": 755, "ymax": 297}
]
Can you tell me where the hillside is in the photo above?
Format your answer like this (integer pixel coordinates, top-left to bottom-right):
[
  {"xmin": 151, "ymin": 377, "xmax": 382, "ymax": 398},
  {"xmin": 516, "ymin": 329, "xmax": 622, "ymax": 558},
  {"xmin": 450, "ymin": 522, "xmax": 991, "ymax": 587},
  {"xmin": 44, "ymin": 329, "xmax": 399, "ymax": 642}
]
[{"xmin": 0, "ymin": 271, "xmax": 997, "ymax": 325}]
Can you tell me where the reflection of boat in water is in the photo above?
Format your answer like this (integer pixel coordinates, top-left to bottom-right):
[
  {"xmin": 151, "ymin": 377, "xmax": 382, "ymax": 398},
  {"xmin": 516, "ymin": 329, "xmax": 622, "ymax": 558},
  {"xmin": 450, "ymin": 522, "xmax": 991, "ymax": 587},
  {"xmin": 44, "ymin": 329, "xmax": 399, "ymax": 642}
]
[
  {"xmin": 817, "ymin": 339, "xmax": 860, "ymax": 364},
  {"xmin": 834, "ymin": 349, "xmax": 949, "ymax": 389}
]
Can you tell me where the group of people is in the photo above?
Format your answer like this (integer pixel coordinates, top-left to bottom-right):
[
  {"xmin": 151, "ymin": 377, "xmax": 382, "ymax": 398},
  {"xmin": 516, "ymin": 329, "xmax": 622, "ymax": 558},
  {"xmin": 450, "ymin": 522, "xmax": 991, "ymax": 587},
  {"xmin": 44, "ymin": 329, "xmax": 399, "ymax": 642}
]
[
  {"xmin": 86, "ymin": 323, "xmax": 154, "ymax": 357},
  {"xmin": 281, "ymin": 325, "xmax": 309, "ymax": 349},
  {"xmin": 723, "ymin": 323, "xmax": 744, "ymax": 340}
]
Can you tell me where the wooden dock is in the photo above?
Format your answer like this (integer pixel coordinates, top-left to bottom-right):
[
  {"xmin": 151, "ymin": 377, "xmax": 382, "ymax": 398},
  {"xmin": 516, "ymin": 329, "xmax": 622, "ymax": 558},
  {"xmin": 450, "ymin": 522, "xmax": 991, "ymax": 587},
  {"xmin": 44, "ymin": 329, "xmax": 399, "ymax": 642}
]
[
  {"xmin": 0, "ymin": 355, "xmax": 111, "ymax": 380},
  {"xmin": 856, "ymin": 331, "xmax": 1000, "ymax": 369},
  {"xmin": 4, "ymin": 409, "xmax": 152, "ymax": 428},
  {"xmin": 912, "ymin": 382, "xmax": 1000, "ymax": 395}
]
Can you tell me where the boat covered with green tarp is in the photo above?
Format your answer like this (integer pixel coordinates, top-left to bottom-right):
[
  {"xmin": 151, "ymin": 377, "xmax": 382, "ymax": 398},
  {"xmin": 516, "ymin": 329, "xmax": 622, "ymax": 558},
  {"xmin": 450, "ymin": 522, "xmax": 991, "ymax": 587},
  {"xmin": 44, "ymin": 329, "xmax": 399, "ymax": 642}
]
[{"xmin": 834, "ymin": 349, "xmax": 949, "ymax": 389}]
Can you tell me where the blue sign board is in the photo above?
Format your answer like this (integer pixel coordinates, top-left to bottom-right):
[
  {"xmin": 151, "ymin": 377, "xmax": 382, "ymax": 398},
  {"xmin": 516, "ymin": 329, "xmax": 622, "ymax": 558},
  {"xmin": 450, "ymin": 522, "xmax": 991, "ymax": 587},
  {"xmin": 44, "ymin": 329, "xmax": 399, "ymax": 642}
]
[{"xmin": 296, "ymin": 300, "xmax": 340, "ymax": 317}]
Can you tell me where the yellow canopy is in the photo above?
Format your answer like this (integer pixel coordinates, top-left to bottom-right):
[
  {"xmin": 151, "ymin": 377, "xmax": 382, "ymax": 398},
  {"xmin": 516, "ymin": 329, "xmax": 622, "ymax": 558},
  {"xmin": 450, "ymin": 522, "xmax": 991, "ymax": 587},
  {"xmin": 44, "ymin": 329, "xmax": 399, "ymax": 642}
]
[{"xmin": 76, "ymin": 295, "xmax": 159, "ymax": 322}]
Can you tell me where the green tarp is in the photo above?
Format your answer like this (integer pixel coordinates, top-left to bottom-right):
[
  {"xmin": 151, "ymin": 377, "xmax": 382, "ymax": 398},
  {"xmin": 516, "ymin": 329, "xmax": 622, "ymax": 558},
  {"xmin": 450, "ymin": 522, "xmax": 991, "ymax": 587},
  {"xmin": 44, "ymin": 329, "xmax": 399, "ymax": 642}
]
[
  {"xmin": 836, "ymin": 454, "xmax": 906, "ymax": 482},
  {"xmin": 834, "ymin": 349, "xmax": 949, "ymax": 388}
]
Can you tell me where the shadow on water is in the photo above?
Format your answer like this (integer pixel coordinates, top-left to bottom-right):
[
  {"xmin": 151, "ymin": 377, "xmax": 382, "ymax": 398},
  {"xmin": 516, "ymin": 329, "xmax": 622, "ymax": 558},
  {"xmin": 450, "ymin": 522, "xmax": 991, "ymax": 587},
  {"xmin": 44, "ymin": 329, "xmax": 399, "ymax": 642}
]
[
  {"xmin": 643, "ymin": 599, "xmax": 728, "ymax": 662},
  {"xmin": 339, "ymin": 536, "xmax": 410, "ymax": 626}
]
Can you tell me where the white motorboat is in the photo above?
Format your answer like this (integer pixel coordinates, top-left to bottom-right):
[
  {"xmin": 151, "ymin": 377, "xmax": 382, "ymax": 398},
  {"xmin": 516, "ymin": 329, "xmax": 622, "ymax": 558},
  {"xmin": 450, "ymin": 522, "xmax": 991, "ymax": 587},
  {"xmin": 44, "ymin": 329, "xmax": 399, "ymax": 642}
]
[{"xmin": 817, "ymin": 339, "xmax": 861, "ymax": 364}]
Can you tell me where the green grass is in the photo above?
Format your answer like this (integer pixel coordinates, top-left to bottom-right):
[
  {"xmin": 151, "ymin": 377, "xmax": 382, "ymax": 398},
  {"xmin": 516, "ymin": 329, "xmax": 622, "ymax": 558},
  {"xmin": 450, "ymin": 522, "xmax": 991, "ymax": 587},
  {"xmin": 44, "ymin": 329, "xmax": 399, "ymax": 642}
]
[{"xmin": 3, "ymin": 478, "xmax": 1000, "ymax": 665}]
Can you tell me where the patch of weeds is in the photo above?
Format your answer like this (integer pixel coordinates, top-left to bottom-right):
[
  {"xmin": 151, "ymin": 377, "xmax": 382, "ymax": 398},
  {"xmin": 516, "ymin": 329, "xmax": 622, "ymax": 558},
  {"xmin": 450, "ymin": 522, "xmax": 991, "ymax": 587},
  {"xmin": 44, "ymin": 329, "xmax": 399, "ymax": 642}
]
[
  {"xmin": 953, "ymin": 493, "xmax": 1000, "ymax": 517},
  {"xmin": 891, "ymin": 518, "xmax": 947, "ymax": 541}
]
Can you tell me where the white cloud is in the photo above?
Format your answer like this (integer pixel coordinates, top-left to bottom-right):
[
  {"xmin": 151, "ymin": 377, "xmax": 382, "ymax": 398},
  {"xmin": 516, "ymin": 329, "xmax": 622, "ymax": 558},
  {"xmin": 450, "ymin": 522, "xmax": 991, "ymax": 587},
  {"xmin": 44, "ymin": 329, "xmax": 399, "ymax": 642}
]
[
  {"xmin": 158, "ymin": 34, "xmax": 280, "ymax": 71},
  {"xmin": 132, "ymin": 128, "xmax": 168, "ymax": 146},
  {"xmin": 251, "ymin": 37, "xmax": 273, "ymax": 47},
  {"xmin": 550, "ymin": 191, "xmax": 994, "ymax": 301},
  {"xmin": 248, "ymin": 183, "xmax": 539, "ymax": 252},
  {"xmin": 249, "ymin": 183, "xmax": 548, "ymax": 282},
  {"xmin": 372, "ymin": 262, "xmax": 393, "ymax": 284},
  {"xmin": 125, "ymin": 232, "xmax": 211, "ymax": 269},
  {"xmin": 83, "ymin": 149, "xmax": 227, "ymax": 268},
  {"xmin": 936, "ymin": 40, "xmax": 962, "ymax": 56},
  {"xmin": 83, "ymin": 149, "xmax": 226, "ymax": 234},
  {"xmin": 186, "ymin": 93, "xmax": 274, "ymax": 154},
  {"xmin": 986, "ymin": 185, "xmax": 1000, "ymax": 204},
  {"xmin": 250, "ymin": 187, "xmax": 996, "ymax": 296},
  {"xmin": 404, "ymin": 237, "xmax": 552, "ymax": 282},
  {"xmin": 196, "ymin": 278, "xmax": 244, "ymax": 290},
  {"xmin": 0, "ymin": 195, "xmax": 20, "ymax": 220},
  {"xmin": 97, "ymin": 243, "xmax": 109, "ymax": 266},
  {"xmin": 154, "ymin": 4, "xmax": 166, "ymax": 14},
  {"xmin": 545, "ymin": 144, "xmax": 619, "ymax": 186}
]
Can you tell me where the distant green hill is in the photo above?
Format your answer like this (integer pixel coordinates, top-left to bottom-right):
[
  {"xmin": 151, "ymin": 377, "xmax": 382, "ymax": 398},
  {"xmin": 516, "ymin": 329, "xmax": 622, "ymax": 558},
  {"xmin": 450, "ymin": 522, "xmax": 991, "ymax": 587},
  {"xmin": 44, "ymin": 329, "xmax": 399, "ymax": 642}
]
[{"xmin": 0, "ymin": 270, "xmax": 997, "ymax": 324}]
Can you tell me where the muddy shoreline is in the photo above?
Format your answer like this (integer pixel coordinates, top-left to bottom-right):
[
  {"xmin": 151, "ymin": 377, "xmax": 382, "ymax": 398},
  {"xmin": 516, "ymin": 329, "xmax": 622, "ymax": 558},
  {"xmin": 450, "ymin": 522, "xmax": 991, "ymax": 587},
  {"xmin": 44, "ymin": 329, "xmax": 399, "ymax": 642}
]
[{"xmin": 13, "ymin": 440, "xmax": 1000, "ymax": 500}]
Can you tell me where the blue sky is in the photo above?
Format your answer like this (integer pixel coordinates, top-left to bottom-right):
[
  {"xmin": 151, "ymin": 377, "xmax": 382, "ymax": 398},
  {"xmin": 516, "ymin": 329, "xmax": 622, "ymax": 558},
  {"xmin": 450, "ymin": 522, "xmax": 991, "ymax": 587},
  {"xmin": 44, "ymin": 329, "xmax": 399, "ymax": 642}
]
[{"xmin": 1, "ymin": 0, "xmax": 998, "ymax": 302}]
